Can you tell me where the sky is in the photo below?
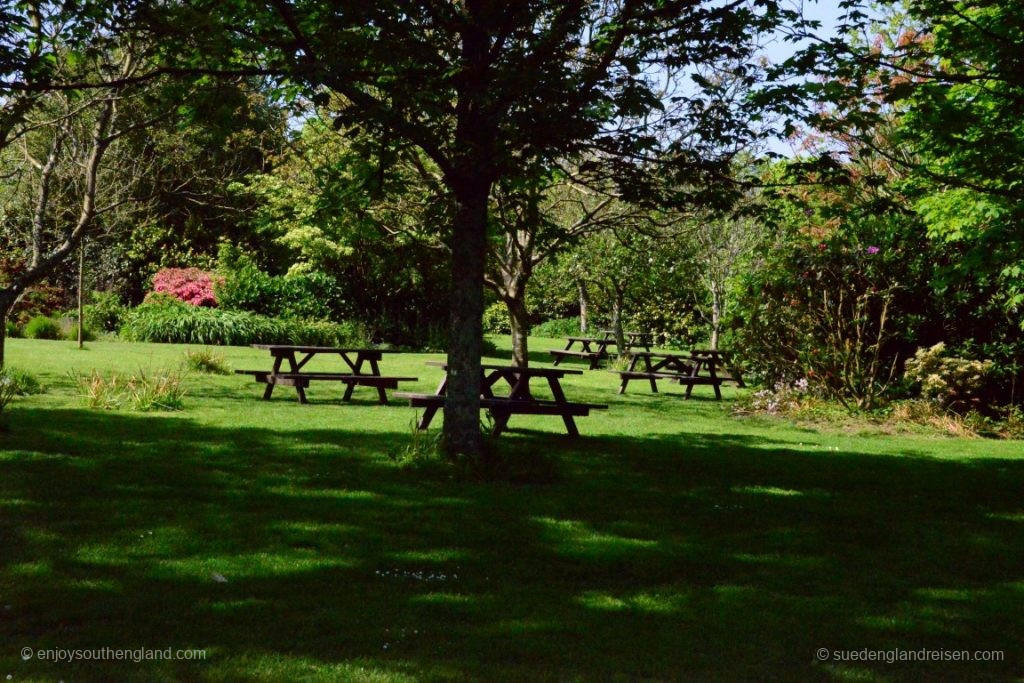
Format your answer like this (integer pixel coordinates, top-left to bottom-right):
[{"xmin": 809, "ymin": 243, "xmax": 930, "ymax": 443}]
[{"xmin": 760, "ymin": 1, "xmax": 861, "ymax": 156}]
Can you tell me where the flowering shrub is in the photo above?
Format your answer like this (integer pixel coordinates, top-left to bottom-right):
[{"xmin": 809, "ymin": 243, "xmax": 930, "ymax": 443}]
[
  {"xmin": 904, "ymin": 343, "xmax": 992, "ymax": 410},
  {"xmin": 735, "ymin": 378, "xmax": 811, "ymax": 415},
  {"xmin": 151, "ymin": 268, "xmax": 224, "ymax": 307}
]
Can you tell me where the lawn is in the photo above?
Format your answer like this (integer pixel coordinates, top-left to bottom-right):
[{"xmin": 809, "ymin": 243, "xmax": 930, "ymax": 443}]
[{"xmin": 1, "ymin": 337, "xmax": 1022, "ymax": 681}]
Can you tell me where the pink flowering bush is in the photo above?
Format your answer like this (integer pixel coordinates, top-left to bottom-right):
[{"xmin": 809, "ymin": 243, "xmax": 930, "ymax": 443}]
[{"xmin": 150, "ymin": 268, "xmax": 224, "ymax": 307}]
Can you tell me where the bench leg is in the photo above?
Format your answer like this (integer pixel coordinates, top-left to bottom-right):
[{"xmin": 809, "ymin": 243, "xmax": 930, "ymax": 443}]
[
  {"xmin": 491, "ymin": 411, "xmax": 511, "ymax": 437},
  {"xmin": 262, "ymin": 356, "xmax": 283, "ymax": 400},
  {"xmin": 713, "ymin": 382, "xmax": 722, "ymax": 400},
  {"xmin": 285, "ymin": 353, "xmax": 308, "ymax": 404},
  {"xmin": 648, "ymin": 376, "xmax": 658, "ymax": 393},
  {"xmin": 417, "ymin": 407, "xmax": 438, "ymax": 430},
  {"xmin": 342, "ymin": 382, "xmax": 356, "ymax": 401},
  {"xmin": 684, "ymin": 382, "xmax": 694, "ymax": 400},
  {"xmin": 618, "ymin": 377, "xmax": 629, "ymax": 395},
  {"xmin": 370, "ymin": 358, "xmax": 388, "ymax": 404},
  {"xmin": 561, "ymin": 414, "xmax": 580, "ymax": 437}
]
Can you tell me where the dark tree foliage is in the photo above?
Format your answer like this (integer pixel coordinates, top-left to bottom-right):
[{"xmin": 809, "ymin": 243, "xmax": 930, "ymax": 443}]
[{"xmin": 136, "ymin": 0, "xmax": 799, "ymax": 459}]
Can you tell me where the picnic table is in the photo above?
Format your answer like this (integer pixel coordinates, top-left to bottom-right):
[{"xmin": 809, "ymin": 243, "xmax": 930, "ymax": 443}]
[
  {"xmin": 548, "ymin": 336, "xmax": 617, "ymax": 369},
  {"xmin": 600, "ymin": 329, "xmax": 654, "ymax": 351},
  {"xmin": 613, "ymin": 351, "xmax": 724, "ymax": 400},
  {"xmin": 236, "ymin": 345, "xmax": 417, "ymax": 404},
  {"xmin": 395, "ymin": 362, "xmax": 607, "ymax": 437},
  {"xmin": 691, "ymin": 349, "xmax": 746, "ymax": 387}
]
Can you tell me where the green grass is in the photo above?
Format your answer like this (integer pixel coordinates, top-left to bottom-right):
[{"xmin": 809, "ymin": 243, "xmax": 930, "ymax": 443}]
[{"xmin": 1, "ymin": 337, "xmax": 1023, "ymax": 681}]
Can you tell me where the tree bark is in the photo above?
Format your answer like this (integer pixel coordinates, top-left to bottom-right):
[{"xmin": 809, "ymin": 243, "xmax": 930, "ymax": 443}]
[
  {"xmin": 0, "ymin": 305, "xmax": 7, "ymax": 369},
  {"xmin": 710, "ymin": 282, "xmax": 721, "ymax": 351},
  {"xmin": 611, "ymin": 288, "xmax": 626, "ymax": 357},
  {"xmin": 578, "ymin": 280, "xmax": 589, "ymax": 334},
  {"xmin": 505, "ymin": 294, "xmax": 530, "ymax": 367},
  {"xmin": 78, "ymin": 238, "xmax": 85, "ymax": 349},
  {"xmin": 443, "ymin": 179, "xmax": 490, "ymax": 460},
  {"xmin": 0, "ymin": 292, "xmax": 21, "ymax": 369}
]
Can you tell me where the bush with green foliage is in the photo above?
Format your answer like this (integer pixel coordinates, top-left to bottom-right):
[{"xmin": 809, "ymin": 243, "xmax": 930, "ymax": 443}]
[
  {"xmin": 216, "ymin": 247, "xmax": 345, "ymax": 321},
  {"xmin": 482, "ymin": 302, "xmax": 511, "ymax": 335},
  {"xmin": 531, "ymin": 317, "xmax": 582, "ymax": 338},
  {"xmin": 2, "ymin": 367, "xmax": 45, "ymax": 395},
  {"xmin": 24, "ymin": 315, "xmax": 62, "ymax": 340},
  {"xmin": 121, "ymin": 303, "xmax": 366, "ymax": 347},
  {"xmin": 0, "ymin": 369, "xmax": 17, "ymax": 418},
  {"xmin": 83, "ymin": 291, "xmax": 128, "ymax": 332},
  {"xmin": 904, "ymin": 343, "xmax": 993, "ymax": 410},
  {"xmin": 55, "ymin": 315, "xmax": 97, "ymax": 342},
  {"xmin": 72, "ymin": 369, "xmax": 186, "ymax": 411},
  {"xmin": 5, "ymin": 320, "xmax": 22, "ymax": 338},
  {"xmin": 183, "ymin": 348, "xmax": 231, "ymax": 375}
]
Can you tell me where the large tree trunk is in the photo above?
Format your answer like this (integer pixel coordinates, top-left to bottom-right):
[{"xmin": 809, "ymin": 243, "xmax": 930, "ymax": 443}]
[
  {"xmin": 578, "ymin": 280, "xmax": 589, "ymax": 334},
  {"xmin": 0, "ymin": 306, "xmax": 7, "ymax": 370},
  {"xmin": 505, "ymin": 294, "xmax": 530, "ymax": 367},
  {"xmin": 443, "ymin": 180, "xmax": 490, "ymax": 460},
  {"xmin": 0, "ymin": 292, "xmax": 20, "ymax": 369}
]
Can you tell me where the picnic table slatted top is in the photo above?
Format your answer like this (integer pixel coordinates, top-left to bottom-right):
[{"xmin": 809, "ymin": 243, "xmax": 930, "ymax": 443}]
[
  {"xmin": 426, "ymin": 360, "xmax": 583, "ymax": 377},
  {"xmin": 251, "ymin": 344, "xmax": 399, "ymax": 353}
]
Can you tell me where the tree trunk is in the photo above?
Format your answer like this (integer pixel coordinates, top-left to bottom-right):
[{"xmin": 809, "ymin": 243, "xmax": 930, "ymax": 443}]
[
  {"xmin": 0, "ymin": 306, "xmax": 7, "ymax": 370},
  {"xmin": 443, "ymin": 180, "xmax": 490, "ymax": 460},
  {"xmin": 78, "ymin": 238, "xmax": 86, "ymax": 349},
  {"xmin": 611, "ymin": 288, "xmax": 626, "ymax": 358},
  {"xmin": 710, "ymin": 283, "xmax": 721, "ymax": 351},
  {"xmin": 505, "ymin": 294, "xmax": 530, "ymax": 367},
  {"xmin": 578, "ymin": 280, "xmax": 589, "ymax": 334}
]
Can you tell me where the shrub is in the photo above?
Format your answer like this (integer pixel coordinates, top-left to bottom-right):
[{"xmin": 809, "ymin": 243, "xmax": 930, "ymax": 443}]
[
  {"xmin": 0, "ymin": 369, "xmax": 19, "ymax": 418},
  {"xmin": 2, "ymin": 367, "xmax": 45, "ymax": 395},
  {"xmin": 24, "ymin": 315, "xmax": 62, "ymax": 340},
  {"xmin": 83, "ymin": 291, "xmax": 128, "ymax": 332},
  {"xmin": 183, "ymin": 348, "xmax": 231, "ymax": 375},
  {"xmin": 482, "ymin": 302, "xmax": 511, "ymax": 334},
  {"xmin": 56, "ymin": 315, "xmax": 97, "ymax": 342},
  {"xmin": 151, "ymin": 267, "xmax": 224, "ymax": 307},
  {"xmin": 216, "ymin": 248, "xmax": 345, "ymax": 321},
  {"xmin": 5, "ymin": 320, "xmax": 22, "ymax": 338},
  {"xmin": 904, "ymin": 343, "xmax": 992, "ymax": 410},
  {"xmin": 122, "ymin": 304, "xmax": 367, "ymax": 347},
  {"xmin": 532, "ymin": 317, "xmax": 582, "ymax": 338},
  {"xmin": 122, "ymin": 305, "xmax": 285, "ymax": 345},
  {"xmin": 71, "ymin": 369, "xmax": 186, "ymax": 411}
]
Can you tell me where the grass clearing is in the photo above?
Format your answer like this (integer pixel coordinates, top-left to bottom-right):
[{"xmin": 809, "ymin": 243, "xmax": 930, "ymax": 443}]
[{"xmin": 1, "ymin": 337, "xmax": 1022, "ymax": 681}]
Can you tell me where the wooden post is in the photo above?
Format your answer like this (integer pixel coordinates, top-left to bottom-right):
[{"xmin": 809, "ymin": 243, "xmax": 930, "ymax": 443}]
[{"xmin": 77, "ymin": 238, "xmax": 85, "ymax": 349}]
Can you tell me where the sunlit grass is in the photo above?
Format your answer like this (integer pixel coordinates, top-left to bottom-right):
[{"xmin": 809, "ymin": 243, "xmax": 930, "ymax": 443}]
[{"xmin": 1, "ymin": 337, "xmax": 1023, "ymax": 681}]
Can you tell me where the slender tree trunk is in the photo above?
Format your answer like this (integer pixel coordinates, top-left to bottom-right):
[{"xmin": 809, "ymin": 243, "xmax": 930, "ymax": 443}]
[
  {"xmin": 611, "ymin": 288, "xmax": 626, "ymax": 357},
  {"xmin": 443, "ymin": 180, "xmax": 490, "ymax": 460},
  {"xmin": 78, "ymin": 238, "xmax": 85, "ymax": 349},
  {"xmin": 710, "ymin": 283, "xmax": 721, "ymax": 351},
  {"xmin": 505, "ymin": 294, "xmax": 530, "ymax": 367},
  {"xmin": 578, "ymin": 280, "xmax": 589, "ymax": 334},
  {"xmin": 0, "ymin": 306, "xmax": 7, "ymax": 369}
]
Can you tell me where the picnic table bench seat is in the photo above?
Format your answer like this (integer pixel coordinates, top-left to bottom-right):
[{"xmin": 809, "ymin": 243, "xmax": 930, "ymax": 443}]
[
  {"xmin": 548, "ymin": 348, "xmax": 607, "ymax": 369},
  {"xmin": 237, "ymin": 345, "xmax": 415, "ymax": 404},
  {"xmin": 394, "ymin": 392, "xmax": 607, "ymax": 436},
  {"xmin": 236, "ymin": 369, "xmax": 417, "ymax": 403},
  {"xmin": 676, "ymin": 374, "xmax": 724, "ymax": 399}
]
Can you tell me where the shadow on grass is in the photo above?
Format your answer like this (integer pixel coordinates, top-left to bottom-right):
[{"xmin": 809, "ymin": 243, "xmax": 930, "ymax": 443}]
[{"xmin": 1, "ymin": 407, "xmax": 1023, "ymax": 681}]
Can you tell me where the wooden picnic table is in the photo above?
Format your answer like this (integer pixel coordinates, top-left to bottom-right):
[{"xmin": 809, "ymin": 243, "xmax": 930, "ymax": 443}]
[
  {"xmin": 600, "ymin": 330, "xmax": 654, "ymax": 351},
  {"xmin": 548, "ymin": 336, "xmax": 617, "ymax": 369},
  {"xmin": 613, "ymin": 351, "xmax": 724, "ymax": 399},
  {"xmin": 395, "ymin": 362, "xmax": 607, "ymax": 437},
  {"xmin": 690, "ymin": 349, "xmax": 745, "ymax": 387},
  {"xmin": 236, "ymin": 345, "xmax": 416, "ymax": 404}
]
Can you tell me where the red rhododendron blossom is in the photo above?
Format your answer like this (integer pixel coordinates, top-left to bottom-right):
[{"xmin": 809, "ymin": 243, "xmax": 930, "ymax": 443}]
[{"xmin": 151, "ymin": 268, "xmax": 224, "ymax": 307}]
